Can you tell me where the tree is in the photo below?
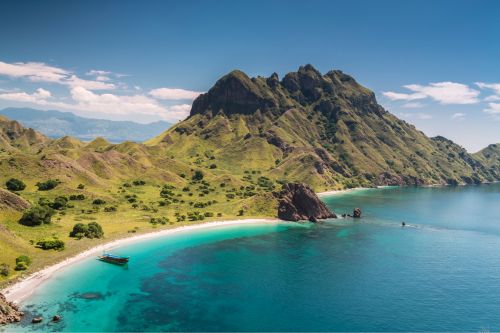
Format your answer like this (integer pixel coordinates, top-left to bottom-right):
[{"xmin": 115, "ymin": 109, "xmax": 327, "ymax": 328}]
[
  {"xmin": 192, "ymin": 170, "xmax": 204, "ymax": 181},
  {"xmin": 69, "ymin": 222, "xmax": 104, "ymax": 239},
  {"xmin": 36, "ymin": 239, "xmax": 65, "ymax": 250},
  {"xmin": 69, "ymin": 223, "xmax": 88, "ymax": 239},
  {"xmin": 92, "ymin": 198, "xmax": 106, "ymax": 205},
  {"xmin": 77, "ymin": 183, "xmax": 85, "ymax": 189},
  {"xmin": 49, "ymin": 196, "xmax": 68, "ymax": 210},
  {"xmin": 36, "ymin": 179, "xmax": 59, "ymax": 191},
  {"xmin": 6, "ymin": 178, "xmax": 26, "ymax": 191},
  {"xmin": 15, "ymin": 255, "xmax": 31, "ymax": 270},
  {"xmin": 0, "ymin": 263, "xmax": 9, "ymax": 276},
  {"xmin": 19, "ymin": 205, "xmax": 55, "ymax": 226}
]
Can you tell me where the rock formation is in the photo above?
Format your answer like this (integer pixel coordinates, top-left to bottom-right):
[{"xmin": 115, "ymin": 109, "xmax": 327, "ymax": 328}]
[
  {"xmin": 277, "ymin": 183, "xmax": 336, "ymax": 222},
  {"xmin": 0, "ymin": 293, "xmax": 23, "ymax": 325},
  {"xmin": 0, "ymin": 188, "xmax": 30, "ymax": 211},
  {"xmin": 353, "ymin": 208, "xmax": 362, "ymax": 218}
]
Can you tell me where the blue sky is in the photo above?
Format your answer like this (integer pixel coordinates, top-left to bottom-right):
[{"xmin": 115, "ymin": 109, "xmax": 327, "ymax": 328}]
[{"xmin": 0, "ymin": 0, "xmax": 499, "ymax": 151}]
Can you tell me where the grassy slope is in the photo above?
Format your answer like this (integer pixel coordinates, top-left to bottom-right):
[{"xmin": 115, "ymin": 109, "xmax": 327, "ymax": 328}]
[{"xmin": 1, "ymin": 65, "xmax": 500, "ymax": 286}]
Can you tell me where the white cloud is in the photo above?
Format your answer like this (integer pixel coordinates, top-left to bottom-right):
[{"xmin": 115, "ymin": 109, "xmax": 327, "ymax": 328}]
[
  {"xmin": 149, "ymin": 87, "xmax": 202, "ymax": 100},
  {"xmin": 0, "ymin": 86, "xmax": 191, "ymax": 122},
  {"xmin": 484, "ymin": 103, "xmax": 500, "ymax": 114},
  {"xmin": 0, "ymin": 88, "xmax": 52, "ymax": 103},
  {"xmin": 384, "ymin": 82, "xmax": 480, "ymax": 105},
  {"xmin": 452, "ymin": 112, "xmax": 466, "ymax": 120},
  {"xmin": 0, "ymin": 60, "xmax": 115, "ymax": 90},
  {"xmin": 399, "ymin": 112, "xmax": 433, "ymax": 120},
  {"xmin": 475, "ymin": 83, "xmax": 500, "ymax": 102},
  {"xmin": 402, "ymin": 102, "xmax": 424, "ymax": 108}
]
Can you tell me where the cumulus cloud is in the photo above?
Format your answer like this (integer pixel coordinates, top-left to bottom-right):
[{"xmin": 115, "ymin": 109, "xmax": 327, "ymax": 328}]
[
  {"xmin": 452, "ymin": 112, "xmax": 466, "ymax": 120},
  {"xmin": 0, "ymin": 85, "xmax": 190, "ymax": 122},
  {"xmin": 384, "ymin": 82, "xmax": 480, "ymax": 105},
  {"xmin": 0, "ymin": 88, "xmax": 52, "ymax": 103},
  {"xmin": 149, "ymin": 87, "xmax": 203, "ymax": 100},
  {"xmin": 0, "ymin": 60, "xmax": 115, "ymax": 90}
]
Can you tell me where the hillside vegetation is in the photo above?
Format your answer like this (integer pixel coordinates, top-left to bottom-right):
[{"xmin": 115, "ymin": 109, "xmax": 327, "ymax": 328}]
[{"xmin": 1, "ymin": 64, "xmax": 499, "ymax": 285}]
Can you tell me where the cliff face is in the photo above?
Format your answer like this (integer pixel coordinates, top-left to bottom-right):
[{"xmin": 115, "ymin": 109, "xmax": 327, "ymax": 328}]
[
  {"xmin": 277, "ymin": 183, "xmax": 336, "ymax": 222},
  {"xmin": 0, "ymin": 293, "xmax": 23, "ymax": 325},
  {"xmin": 149, "ymin": 65, "xmax": 500, "ymax": 190}
]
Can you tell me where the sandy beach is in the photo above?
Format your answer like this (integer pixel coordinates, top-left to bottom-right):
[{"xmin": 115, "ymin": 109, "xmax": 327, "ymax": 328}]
[
  {"xmin": 317, "ymin": 187, "xmax": 371, "ymax": 197},
  {"xmin": 2, "ymin": 218, "xmax": 280, "ymax": 304}
]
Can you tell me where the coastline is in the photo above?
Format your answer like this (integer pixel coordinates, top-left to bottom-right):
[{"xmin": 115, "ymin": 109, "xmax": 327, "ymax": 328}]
[
  {"xmin": 1, "ymin": 218, "xmax": 280, "ymax": 304},
  {"xmin": 317, "ymin": 186, "xmax": 373, "ymax": 197}
]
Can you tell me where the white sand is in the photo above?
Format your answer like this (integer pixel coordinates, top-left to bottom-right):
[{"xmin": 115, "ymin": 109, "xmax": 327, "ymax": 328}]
[
  {"xmin": 317, "ymin": 187, "xmax": 370, "ymax": 197},
  {"xmin": 2, "ymin": 218, "xmax": 280, "ymax": 304}
]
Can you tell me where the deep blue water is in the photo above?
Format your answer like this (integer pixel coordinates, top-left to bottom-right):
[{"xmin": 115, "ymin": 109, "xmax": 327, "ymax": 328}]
[{"xmin": 5, "ymin": 184, "xmax": 500, "ymax": 332}]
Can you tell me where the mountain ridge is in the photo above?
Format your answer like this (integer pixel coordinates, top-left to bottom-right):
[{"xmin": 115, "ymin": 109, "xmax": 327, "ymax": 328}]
[{"xmin": 0, "ymin": 108, "xmax": 172, "ymax": 143}]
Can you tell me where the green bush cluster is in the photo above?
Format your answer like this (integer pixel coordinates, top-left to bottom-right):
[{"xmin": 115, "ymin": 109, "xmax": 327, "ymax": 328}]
[
  {"xmin": 150, "ymin": 217, "xmax": 170, "ymax": 225},
  {"xmin": 0, "ymin": 263, "xmax": 9, "ymax": 276},
  {"xmin": 6, "ymin": 178, "xmax": 26, "ymax": 191},
  {"xmin": 92, "ymin": 198, "xmax": 106, "ymax": 205},
  {"xmin": 36, "ymin": 179, "xmax": 60, "ymax": 191},
  {"xmin": 69, "ymin": 222, "xmax": 104, "ymax": 239},
  {"xmin": 19, "ymin": 205, "xmax": 55, "ymax": 226},
  {"xmin": 36, "ymin": 238, "xmax": 65, "ymax": 250},
  {"xmin": 69, "ymin": 194, "xmax": 86, "ymax": 200},
  {"xmin": 132, "ymin": 180, "xmax": 146, "ymax": 186},
  {"xmin": 14, "ymin": 255, "xmax": 31, "ymax": 271}
]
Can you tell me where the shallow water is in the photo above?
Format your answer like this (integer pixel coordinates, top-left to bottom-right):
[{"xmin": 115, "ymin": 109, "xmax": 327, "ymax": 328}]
[{"xmin": 6, "ymin": 184, "xmax": 500, "ymax": 332}]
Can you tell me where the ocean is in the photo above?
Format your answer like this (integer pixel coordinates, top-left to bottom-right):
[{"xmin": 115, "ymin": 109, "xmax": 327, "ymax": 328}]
[{"xmin": 6, "ymin": 184, "xmax": 500, "ymax": 332}]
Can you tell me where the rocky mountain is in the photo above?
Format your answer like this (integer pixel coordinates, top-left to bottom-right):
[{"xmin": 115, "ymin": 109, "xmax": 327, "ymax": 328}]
[
  {"xmin": 148, "ymin": 65, "xmax": 500, "ymax": 190},
  {"xmin": 0, "ymin": 108, "xmax": 172, "ymax": 143}
]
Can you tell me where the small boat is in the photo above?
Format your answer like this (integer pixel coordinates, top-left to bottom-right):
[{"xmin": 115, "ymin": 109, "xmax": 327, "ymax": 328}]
[{"xmin": 98, "ymin": 253, "xmax": 129, "ymax": 265}]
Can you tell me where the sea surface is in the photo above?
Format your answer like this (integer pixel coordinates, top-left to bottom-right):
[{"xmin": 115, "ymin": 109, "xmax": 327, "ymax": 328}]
[{"xmin": 5, "ymin": 184, "xmax": 500, "ymax": 332}]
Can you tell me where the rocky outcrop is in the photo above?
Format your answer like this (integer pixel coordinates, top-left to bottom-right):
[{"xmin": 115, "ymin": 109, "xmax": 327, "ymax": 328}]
[
  {"xmin": 0, "ymin": 293, "xmax": 24, "ymax": 325},
  {"xmin": 277, "ymin": 183, "xmax": 336, "ymax": 222},
  {"xmin": 0, "ymin": 188, "xmax": 30, "ymax": 211},
  {"xmin": 353, "ymin": 208, "xmax": 362, "ymax": 218}
]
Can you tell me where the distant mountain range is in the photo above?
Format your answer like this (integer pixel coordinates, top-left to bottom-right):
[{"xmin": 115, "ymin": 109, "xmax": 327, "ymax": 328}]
[{"xmin": 0, "ymin": 108, "xmax": 172, "ymax": 142}]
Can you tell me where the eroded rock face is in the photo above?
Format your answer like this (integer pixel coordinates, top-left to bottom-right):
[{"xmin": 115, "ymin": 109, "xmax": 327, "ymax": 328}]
[
  {"xmin": 0, "ymin": 188, "xmax": 30, "ymax": 211},
  {"xmin": 277, "ymin": 183, "xmax": 336, "ymax": 222},
  {"xmin": 0, "ymin": 293, "xmax": 24, "ymax": 325}
]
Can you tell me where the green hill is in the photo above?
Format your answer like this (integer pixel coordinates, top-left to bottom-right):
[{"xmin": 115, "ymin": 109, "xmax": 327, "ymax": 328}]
[
  {"xmin": 148, "ymin": 65, "xmax": 499, "ymax": 190},
  {"xmin": 0, "ymin": 64, "xmax": 499, "ymax": 285}
]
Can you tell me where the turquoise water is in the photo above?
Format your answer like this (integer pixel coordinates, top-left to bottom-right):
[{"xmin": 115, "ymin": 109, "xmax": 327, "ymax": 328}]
[{"xmin": 5, "ymin": 184, "xmax": 500, "ymax": 332}]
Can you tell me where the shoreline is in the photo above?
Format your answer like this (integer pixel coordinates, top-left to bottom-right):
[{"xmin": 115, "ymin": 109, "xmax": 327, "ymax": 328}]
[
  {"xmin": 1, "ymin": 218, "xmax": 280, "ymax": 304},
  {"xmin": 317, "ymin": 186, "xmax": 373, "ymax": 197}
]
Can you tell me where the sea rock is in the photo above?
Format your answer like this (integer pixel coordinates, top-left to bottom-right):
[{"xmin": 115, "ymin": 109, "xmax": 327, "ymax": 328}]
[
  {"xmin": 0, "ymin": 293, "xmax": 24, "ymax": 325},
  {"xmin": 52, "ymin": 315, "xmax": 61, "ymax": 322},
  {"xmin": 353, "ymin": 208, "xmax": 362, "ymax": 218},
  {"xmin": 277, "ymin": 183, "xmax": 336, "ymax": 222},
  {"xmin": 31, "ymin": 316, "xmax": 43, "ymax": 324}
]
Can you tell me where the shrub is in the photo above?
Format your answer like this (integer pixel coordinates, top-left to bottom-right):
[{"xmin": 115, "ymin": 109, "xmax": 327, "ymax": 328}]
[
  {"xmin": 69, "ymin": 194, "xmax": 86, "ymax": 200},
  {"xmin": 77, "ymin": 183, "xmax": 85, "ymax": 189},
  {"xmin": 92, "ymin": 198, "xmax": 106, "ymax": 205},
  {"xmin": 69, "ymin": 222, "xmax": 104, "ymax": 239},
  {"xmin": 150, "ymin": 217, "xmax": 170, "ymax": 225},
  {"xmin": 209, "ymin": 164, "xmax": 217, "ymax": 169},
  {"xmin": 133, "ymin": 180, "xmax": 146, "ymax": 186},
  {"xmin": 0, "ymin": 263, "xmax": 9, "ymax": 276},
  {"xmin": 87, "ymin": 222, "xmax": 104, "ymax": 238},
  {"xmin": 6, "ymin": 178, "xmax": 26, "ymax": 191},
  {"xmin": 36, "ymin": 179, "xmax": 60, "ymax": 191},
  {"xmin": 19, "ymin": 205, "xmax": 55, "ymax": 226},
  {"xmin": 14, "ymin": 262, "xmax": 28, "ymax": 271},
  {"xmin": 192, "ymin": 170, "xmax": 204, "ymax": 181},
  {"xmin": 49, "ymin": 196, "xmax": 68, "ymax": 210},
  {"xmin": 104, "ymin": 206, "xmax": 117, "ymax": 212},
  {"xmin": 37, "ymin": 239, "xmax": 65, "ymax": 250},
  {"xmin": 15, "ymin": 255, "xmax": 31, "ymax": 270}
]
